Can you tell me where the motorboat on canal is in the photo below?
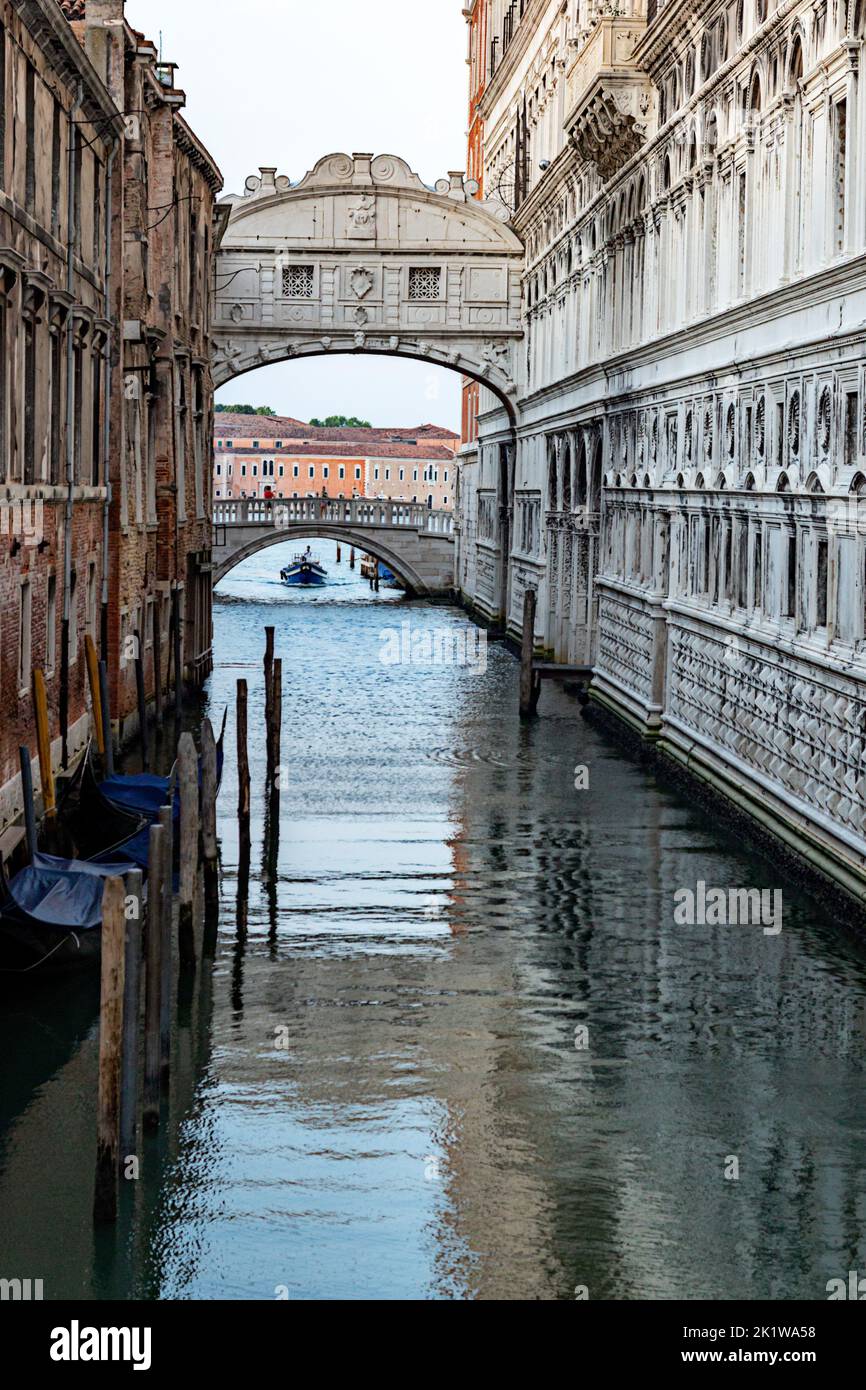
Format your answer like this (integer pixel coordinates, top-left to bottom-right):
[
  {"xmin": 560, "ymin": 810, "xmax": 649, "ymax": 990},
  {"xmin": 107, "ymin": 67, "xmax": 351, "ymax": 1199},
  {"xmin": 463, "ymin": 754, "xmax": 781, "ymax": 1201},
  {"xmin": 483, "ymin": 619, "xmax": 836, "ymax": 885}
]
[{"xmin": 281, "ymin": 547, "xmax": 328, "ymax": 586}]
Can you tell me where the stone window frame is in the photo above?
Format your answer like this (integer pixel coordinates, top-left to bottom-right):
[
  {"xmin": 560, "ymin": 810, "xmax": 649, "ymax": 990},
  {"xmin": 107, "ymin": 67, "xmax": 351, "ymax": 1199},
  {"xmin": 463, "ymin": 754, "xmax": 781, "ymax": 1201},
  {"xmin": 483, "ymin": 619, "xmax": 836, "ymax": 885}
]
[
  {"xmin": 407, "ymin": 265, "xmax": 444, "ymax": 302},
  {"xmin": 281, "ymin": 263, "xmax": 316, "ymax": 300}
]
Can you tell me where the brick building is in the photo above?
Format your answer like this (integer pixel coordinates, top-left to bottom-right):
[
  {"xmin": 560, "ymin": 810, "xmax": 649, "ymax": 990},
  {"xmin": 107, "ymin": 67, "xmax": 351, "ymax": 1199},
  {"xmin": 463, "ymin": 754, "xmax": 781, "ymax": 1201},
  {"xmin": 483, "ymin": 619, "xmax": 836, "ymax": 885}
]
[
  {"xmin": 0, "ymin": 0, "xmax": 222, "ymax": 838},
  {"xmin": 0, "ymin": 0, "xmax": 122, "ymax": 832},
  {"xmin": 65, "ymin": 2, "xmax": 223, "ymax": 740},
  {"xmin": 214, "ymin": 415, "xmax": 459, "ymax": 509}
]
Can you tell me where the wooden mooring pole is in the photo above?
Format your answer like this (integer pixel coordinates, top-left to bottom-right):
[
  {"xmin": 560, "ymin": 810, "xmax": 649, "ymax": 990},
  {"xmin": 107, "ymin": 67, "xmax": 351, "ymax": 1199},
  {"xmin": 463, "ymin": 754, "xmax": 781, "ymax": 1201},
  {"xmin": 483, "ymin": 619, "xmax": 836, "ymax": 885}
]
[
  {"xmin": 172, "ymin": 588, "xmax": 182, "ymax": 727},
  {"xmin": 134, "ymin": 630, "xmax": 149, "ymax": 772},
  {"xmin": 270, "ymin": 658, "xmax": 283, "ymax": 782},
  {"xmin": 120, "ymin": 869, "xmax": 143, "ymax": 1170},
  {"xmin": 201, "ymin": 717, "xmax": 219, "ymax": 923},
  {"xmin": 263, "ymin": 626, "xmax": 275, "ymax": 778},
  {"xmin": 98, "ymin": 659, "xmax": 115, "ymax": 776},
  {"xmin": 85, "ymin": 634, "xmax": 105, "ymax": 758},
  {"xmin": 94, "ymin": 875, "xmax": 126, "ymax": 1223},
  {"xmin": 153, "ymin": 608, "xmax": 163, "ymax": 729},
  {"xmin": 32, "ymin": 668, "xmax": 56, "ymax": 832},
  {"xmin": 519, "ymin": 588, "xmax": 541, "ymax": 720},
  {"xmin": 18, "ymin": 747, "xmax": 38, "ymax": 860},
  {"xmin": 177, "ymin": 733, "xmax": 198, "ymax": 970},
  {"xmin": 158, "ymin": 803, "xmax": 173, "ymax": 1085},
  {"xmin": 143, "ymin": 822, "xmax": 165, "ymax": 1132},
  {"xmin": 237, "ymin": 678, "xmax": 251, "ymax": 838},
  {"xmin": 350, "ymin": 547, "xmax": 355, "ymax": 570}
]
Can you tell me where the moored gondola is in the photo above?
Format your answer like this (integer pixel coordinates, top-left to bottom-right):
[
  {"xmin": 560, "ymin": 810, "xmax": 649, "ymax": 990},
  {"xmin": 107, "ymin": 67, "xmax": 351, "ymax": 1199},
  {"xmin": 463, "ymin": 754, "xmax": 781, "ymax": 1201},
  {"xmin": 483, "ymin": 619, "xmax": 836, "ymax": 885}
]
[
  {"xmin": 0, "ymin": 849, "xmax": 142, "ymax": 974},
  {"xmin": 70, "ymin": 709, "xmax": 226, "ymax": 866},
  {"xmin": 0, "ymin": 749, "xmax": 143, "ymax": 975}
]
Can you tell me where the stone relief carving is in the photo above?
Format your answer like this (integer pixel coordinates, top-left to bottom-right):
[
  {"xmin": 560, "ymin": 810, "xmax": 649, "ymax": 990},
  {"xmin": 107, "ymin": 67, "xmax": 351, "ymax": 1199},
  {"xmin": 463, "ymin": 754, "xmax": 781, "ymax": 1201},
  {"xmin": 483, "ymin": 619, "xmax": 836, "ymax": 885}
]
[
  {"xmin": 350, "ymin": 268, "xmax": 374, "ymax": 299},
  {"xmin": 346, "ymin": 196, "xmax": 376, "ymax": 238}
]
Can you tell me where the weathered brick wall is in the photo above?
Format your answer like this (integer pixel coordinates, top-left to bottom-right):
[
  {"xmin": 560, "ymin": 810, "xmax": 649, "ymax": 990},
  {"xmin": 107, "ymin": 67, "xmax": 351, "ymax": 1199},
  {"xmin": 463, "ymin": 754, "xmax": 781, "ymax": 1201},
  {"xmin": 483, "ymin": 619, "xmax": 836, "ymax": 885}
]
[{"xmin": 0, "ymin": 0, "xmax": 119, "ymax": 831}]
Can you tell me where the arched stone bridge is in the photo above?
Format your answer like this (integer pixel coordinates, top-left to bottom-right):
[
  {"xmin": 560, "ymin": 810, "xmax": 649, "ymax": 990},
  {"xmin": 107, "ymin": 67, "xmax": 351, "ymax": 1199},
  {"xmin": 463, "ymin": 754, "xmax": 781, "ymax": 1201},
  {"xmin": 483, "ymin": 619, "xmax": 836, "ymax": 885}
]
[
  {"xmin": 212, "ymin": 498, "xmax": 456, "ymax": 595},
  {"xmin": 212, "ymin": 152, "xmax": 524, "ymax": 416}
]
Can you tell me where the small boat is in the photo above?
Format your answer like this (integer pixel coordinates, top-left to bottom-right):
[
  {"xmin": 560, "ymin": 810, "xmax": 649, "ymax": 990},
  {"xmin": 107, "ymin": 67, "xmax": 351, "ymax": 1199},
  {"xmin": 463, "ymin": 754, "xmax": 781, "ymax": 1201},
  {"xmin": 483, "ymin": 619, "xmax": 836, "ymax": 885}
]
[
  {"xmin": 0, "ymin": 849, "xmax": 141, "ymax": 974},
  {"xmin": 58, "ymin": 712, "xmax": 226, "ymax": 881},
  {"xmin": 281, "ymin": 549, "xmax": 328, "ymax": 586}
]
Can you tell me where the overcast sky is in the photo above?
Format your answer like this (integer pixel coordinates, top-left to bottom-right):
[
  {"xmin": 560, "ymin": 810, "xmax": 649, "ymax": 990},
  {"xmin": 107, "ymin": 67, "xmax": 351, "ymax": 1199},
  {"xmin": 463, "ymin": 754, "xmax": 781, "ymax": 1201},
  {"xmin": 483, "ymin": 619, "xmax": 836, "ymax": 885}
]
[{"xmin": 127, "ymin": 0, "xmax": 469, "ymax": 430}]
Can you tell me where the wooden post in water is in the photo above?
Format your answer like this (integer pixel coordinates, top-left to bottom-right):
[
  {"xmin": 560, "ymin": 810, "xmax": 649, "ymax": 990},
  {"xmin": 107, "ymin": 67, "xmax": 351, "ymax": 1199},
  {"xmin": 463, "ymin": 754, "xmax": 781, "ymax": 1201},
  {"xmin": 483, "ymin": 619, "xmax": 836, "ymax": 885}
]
[
  {"xmin": 263, "ymin": 626, "xmax": 275, "ymax": 778},
  {"xmin": 177, "ymin": 733, "xmax": 198, "ymax": 969},
  {"xmin": 237, "ymin": 679, "xmax": 251, "ymax": 837},
  {"xmin": 134, "ymin": 630, "xmax": 149, "ymax": 772},
  {"xmin": 153, "ymin": 606, "xmax": 163, "ymax": 728},
  {"xmin": 94, "ymin": 875, "xmax": 125, "ymax": 1223},
  {"xmin": 32, "ymin": 668, "xmax": 56, "ymax": 828},
  {"xmin": 350, "ymin": 547, "xmax": 355, "ymax": 570},
  {"xmin": 172, "ymin": 588, "xmax": 183, "ymax": 726},
  {"xmin": 120, "ymin": 869, "xmax": 143, "ymax": 1169},
  {"xmin": 85, "ymin": 634, "xmax": 105, "ymax": 758},
  {"xmin": 158, "ymin": 803, "xmax": 173, "ymax": 1084},
  {"xmin": 98, "ymin": 659, "xmax": 115, "ymax": 776},
  {"xmin": 519, "ymin": 588, "xmax": 541, "ymax": 720},
  {"xmin": 18, "ymin": 747, "xmax": 38, "ymax": 860},
  {"xmin": 201, "ymin": 718, "xmax": 219, "ymax": 921},
  {"xmin": 336, "ymin": 544, "xmax": 341, "ymax": 563},
  {"xmin": 270, "ymin": 659, "xmax": 283, "ymax": 784},
  {"xmin": 143, "ymin": 822, "xmax": 164, "ymax": 1131}
]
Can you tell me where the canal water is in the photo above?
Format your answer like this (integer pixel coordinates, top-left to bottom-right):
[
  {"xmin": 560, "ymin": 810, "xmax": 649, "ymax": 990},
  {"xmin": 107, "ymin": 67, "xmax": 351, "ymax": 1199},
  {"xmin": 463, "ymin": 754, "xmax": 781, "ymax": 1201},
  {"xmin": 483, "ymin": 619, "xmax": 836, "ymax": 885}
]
[{"xmin": 2, "ymin": 537, "xmax": 866, "ymax": 1300}]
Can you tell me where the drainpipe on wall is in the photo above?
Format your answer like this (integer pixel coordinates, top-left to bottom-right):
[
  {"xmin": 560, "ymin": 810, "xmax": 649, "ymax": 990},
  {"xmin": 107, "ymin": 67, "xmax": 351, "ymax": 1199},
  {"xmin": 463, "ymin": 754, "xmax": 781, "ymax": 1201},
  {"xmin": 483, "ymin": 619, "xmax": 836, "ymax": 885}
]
[
  {"xmin": 100, "ymin": 139, "xmax": 118, "ymax": 663},
  {"xmin": 59, "ymin": 82, "xmax": 84, "ymax": 771}
]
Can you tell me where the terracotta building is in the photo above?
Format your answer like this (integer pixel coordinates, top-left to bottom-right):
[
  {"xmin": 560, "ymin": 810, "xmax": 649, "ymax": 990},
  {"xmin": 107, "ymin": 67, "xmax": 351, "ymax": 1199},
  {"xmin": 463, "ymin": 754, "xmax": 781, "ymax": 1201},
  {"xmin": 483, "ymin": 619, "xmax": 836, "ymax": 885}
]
[
  {"xmin": 0, "ymin": 0, "xmax": 122, "ymax": 833},
  {"xmin": 213, "ymin": 414, "xmax": 459, "ymax": 509}
]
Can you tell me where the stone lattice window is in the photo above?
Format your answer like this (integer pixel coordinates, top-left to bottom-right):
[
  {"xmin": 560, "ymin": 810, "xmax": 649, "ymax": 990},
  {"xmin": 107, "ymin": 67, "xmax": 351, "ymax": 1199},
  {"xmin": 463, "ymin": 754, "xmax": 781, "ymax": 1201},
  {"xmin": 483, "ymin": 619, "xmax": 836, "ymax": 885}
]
[
  {"xmin": 282, "ymin": 265, "xmax": 314, "ymax": 298},
  {"xmin": 408, "ymin": 267, "xmax": 442, "ymax": 301}
]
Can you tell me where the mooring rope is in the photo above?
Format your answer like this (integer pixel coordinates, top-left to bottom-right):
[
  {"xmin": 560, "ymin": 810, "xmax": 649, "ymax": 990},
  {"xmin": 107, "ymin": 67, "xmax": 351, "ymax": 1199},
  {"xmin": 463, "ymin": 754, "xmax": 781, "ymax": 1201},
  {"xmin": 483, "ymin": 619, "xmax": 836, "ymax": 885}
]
[{"xmin": 0, "ymin": 932, "xmax": 80, "ymax": 974}]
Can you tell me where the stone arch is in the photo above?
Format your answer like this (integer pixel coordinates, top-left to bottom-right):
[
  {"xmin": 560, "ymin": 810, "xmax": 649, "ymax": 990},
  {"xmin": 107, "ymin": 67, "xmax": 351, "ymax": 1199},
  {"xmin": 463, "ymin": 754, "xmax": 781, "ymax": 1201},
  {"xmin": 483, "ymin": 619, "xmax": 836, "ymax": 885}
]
[
  {"xmin": 587, "ymin": 431, "xmax": 603, "ymax": 511},
  {"xmin": 786, "ymin": 28, "xmax": 806, "ymax": 84},
  {"xmin": 576, "ymin": 435, "xmax": 588, "ymax": 507},
  {"xmin": 213, "ymin": 522, "xmax": 434, "ymax": 594},
  {"xmin": 561, "ymin": 437, "xmax": 572, "ymax": 510},
  {"xmin": 547, "ymin": 437, "xmax": 558, "ymax": 509},
  {"xmin": 213, "ymin": 153, "xmax": 524, "ymax": 424}
]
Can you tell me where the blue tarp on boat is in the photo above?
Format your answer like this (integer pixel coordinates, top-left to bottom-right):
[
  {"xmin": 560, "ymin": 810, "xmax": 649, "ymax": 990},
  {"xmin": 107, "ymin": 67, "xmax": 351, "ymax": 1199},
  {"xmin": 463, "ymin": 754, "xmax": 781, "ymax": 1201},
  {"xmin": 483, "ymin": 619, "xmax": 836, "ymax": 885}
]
[
  {"xmin": 6, "ymin": 854, "xmax": 136, "ymax": 932},
  {"xmin": 99, "ymin": 772, "xmax": 172, "ymax": 819}
]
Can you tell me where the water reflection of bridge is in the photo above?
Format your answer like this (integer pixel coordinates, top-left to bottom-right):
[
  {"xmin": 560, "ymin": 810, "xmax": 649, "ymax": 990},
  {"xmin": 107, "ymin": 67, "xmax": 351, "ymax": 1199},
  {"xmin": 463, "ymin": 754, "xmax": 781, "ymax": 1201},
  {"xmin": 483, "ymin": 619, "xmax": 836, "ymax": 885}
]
[{"xmin": 212, "ymin": 497, "xmax": 455, "ymax": 594}]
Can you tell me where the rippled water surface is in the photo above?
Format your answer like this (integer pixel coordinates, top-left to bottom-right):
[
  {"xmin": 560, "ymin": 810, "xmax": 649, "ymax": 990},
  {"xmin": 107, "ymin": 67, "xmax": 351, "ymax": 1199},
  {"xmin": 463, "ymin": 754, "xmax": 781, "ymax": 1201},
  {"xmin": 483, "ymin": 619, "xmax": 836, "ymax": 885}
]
[{"xmin": 2, "ymin": 538, "xmax": 866, "ymax": 1301}]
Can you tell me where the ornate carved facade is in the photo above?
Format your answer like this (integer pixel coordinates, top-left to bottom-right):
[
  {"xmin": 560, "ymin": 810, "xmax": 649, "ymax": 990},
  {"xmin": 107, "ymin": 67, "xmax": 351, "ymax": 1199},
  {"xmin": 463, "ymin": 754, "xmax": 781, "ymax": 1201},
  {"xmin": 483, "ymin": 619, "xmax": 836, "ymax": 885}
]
[{"xmin": 456, "ymin": 0, "xmax": 866, "ymax": 899}]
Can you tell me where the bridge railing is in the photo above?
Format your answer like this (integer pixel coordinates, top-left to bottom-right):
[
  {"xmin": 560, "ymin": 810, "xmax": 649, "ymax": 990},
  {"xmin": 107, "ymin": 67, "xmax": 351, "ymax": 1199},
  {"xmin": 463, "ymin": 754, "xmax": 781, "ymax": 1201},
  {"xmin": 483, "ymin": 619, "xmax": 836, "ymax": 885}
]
[{"xmin": 213, "ymin": 497, "xmax": 454, "ymax": 535}]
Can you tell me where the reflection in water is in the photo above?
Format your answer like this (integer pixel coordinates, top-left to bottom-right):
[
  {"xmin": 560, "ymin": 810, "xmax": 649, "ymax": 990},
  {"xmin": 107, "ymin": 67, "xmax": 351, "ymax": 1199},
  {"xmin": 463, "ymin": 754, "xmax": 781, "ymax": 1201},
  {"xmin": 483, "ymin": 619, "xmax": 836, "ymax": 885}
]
[{"xmin": 1, "ymin": 538, "xmax": 866, "ymax": 1300}]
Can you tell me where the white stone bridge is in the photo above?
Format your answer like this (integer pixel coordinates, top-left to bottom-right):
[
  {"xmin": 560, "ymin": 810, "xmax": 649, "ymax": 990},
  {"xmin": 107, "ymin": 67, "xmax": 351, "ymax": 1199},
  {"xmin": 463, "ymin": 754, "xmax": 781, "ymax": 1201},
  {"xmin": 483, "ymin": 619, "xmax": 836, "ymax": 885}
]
[
  {"xmin": 212, "ymin": 152, "xmax": 524, "ymax": 417},
  {"xmin": 212, "ymin": 497, "xmax": 456, "ymax": 595}
]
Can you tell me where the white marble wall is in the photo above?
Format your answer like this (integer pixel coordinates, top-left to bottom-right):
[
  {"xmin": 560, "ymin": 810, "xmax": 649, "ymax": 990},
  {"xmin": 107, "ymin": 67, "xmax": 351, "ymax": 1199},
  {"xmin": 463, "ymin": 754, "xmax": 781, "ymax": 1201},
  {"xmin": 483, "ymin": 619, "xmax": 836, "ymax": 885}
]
[{"xmin": 459, "ymin": 0, "xmax": 866, "ymax": 893}]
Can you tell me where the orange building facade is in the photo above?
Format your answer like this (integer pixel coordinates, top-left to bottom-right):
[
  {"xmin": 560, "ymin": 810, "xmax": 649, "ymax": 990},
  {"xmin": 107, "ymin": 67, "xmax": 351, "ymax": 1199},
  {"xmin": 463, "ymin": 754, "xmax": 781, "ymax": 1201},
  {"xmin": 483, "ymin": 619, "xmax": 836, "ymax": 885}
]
[{"xmin": 213, "ymin": 414, "xmax": 459, "ymax": 509}]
